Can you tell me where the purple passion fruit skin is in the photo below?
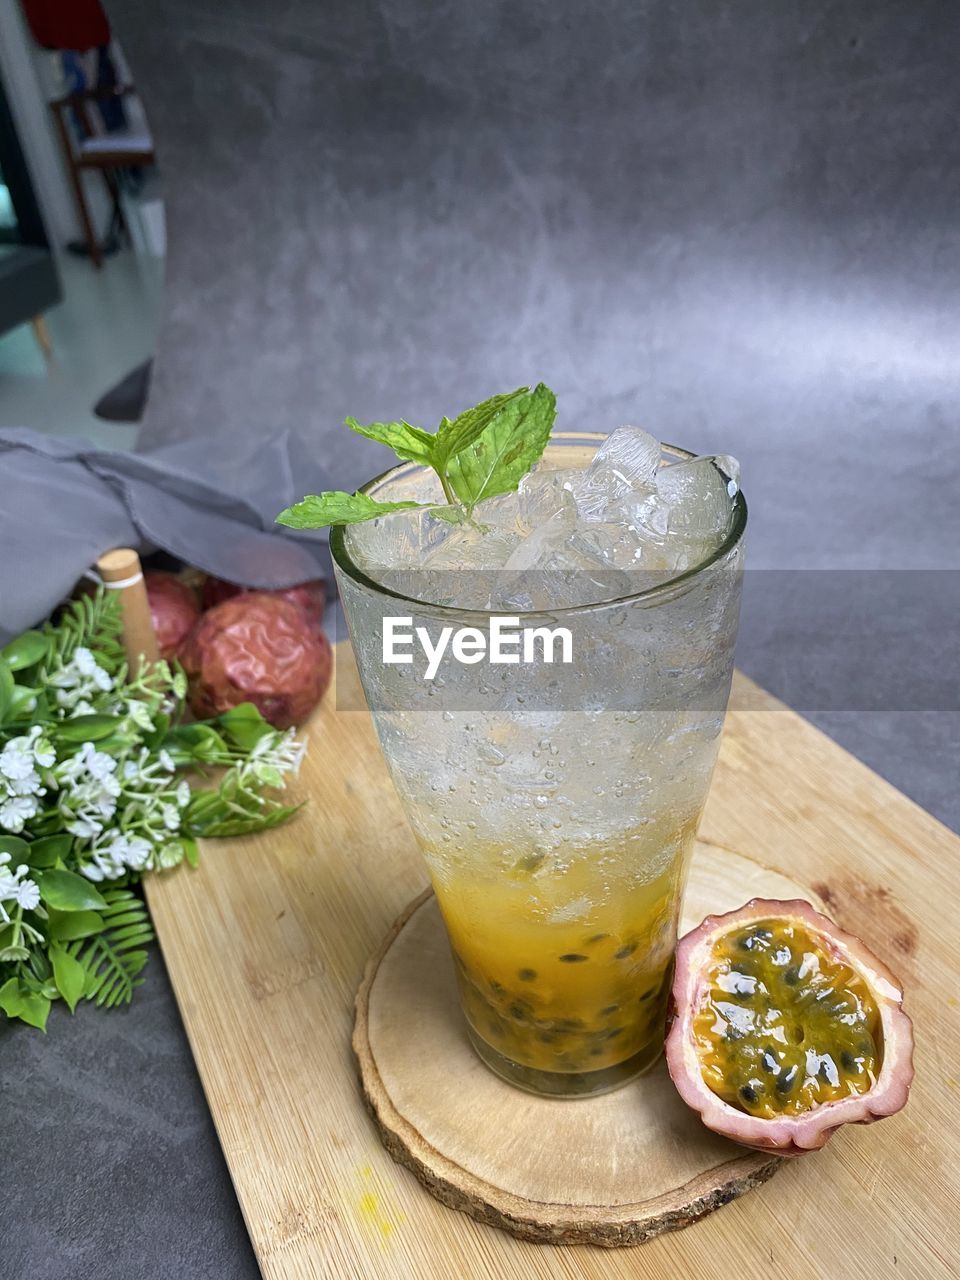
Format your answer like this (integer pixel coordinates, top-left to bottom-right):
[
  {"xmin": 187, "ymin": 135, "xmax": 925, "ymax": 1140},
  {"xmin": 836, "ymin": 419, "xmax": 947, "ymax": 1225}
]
[{"xmin": 665, "ymin": 899, "xmax": 915, "ymax": 1155}]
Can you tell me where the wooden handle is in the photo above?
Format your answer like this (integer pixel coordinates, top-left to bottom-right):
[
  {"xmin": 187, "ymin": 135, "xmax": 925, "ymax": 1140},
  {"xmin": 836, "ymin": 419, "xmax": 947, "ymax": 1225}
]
[{"xmin": 97, "ymin": 548, "xmax": 160, "ymax": 674}]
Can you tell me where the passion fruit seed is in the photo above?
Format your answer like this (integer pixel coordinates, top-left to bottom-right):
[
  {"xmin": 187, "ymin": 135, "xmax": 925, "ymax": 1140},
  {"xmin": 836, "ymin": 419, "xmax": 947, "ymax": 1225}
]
[
  {"xmin": 693, "ymin": 918, "xmax": 881, "ymax": 1119},
  {"xmin": 451, "ymin": 939, "xmax": 673, "ymax": 1075}
]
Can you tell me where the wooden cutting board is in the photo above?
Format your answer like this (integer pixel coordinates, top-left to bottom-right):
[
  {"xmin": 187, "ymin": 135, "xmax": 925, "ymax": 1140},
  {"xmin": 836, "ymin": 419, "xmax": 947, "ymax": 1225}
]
[{"xmin": 144, "ymin": 645, "xmax": 958, "ymax": 1279}]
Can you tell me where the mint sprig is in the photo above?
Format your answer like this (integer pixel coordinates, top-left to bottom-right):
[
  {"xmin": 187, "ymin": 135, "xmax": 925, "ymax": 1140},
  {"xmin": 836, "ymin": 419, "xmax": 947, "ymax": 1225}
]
[
  {"xmin": 274, "ymin": 491, "xmax": 423, "ymax": 530},
  {"xmin": 275, "ymin": 382, "xmax": 557, "ymax": 529},
  {"xmin": 446, "ymin": 384, "xmax": 556, "ymax": 507}
]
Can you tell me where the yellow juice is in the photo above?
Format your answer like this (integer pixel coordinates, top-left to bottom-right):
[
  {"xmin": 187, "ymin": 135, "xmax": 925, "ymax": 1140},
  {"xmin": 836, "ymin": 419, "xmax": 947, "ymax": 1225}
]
[{"xmin": 426, "ymin": 818, "xmax": 695, "ymax": 1093}]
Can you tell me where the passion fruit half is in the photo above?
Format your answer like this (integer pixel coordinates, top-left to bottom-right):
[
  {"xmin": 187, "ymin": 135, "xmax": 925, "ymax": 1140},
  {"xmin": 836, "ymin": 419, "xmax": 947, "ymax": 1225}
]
[{"xmin": 665, "ymin": 898, "xmax": 914, "ymax": 1155}]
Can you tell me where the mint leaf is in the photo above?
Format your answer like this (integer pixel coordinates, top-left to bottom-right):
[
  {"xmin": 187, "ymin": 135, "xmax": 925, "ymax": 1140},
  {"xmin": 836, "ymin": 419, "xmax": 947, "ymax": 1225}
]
[
  {"xmin": 276, "ymin": 382, "xmax": 558, "ymax": 529},
  {"xmin": 446, "ymin": 383, "xmax": 557, "ymax": 509},
  {"xmin": 344, "ymin": 417, "xmax": 436, "ymax": 466},
  {"xmin": 276, "ymin": 491, "xmax": 427, "ymax": 530},
  {"xmin": 432, "ymin": 387, "xmax": 529, "ymax": 471}
]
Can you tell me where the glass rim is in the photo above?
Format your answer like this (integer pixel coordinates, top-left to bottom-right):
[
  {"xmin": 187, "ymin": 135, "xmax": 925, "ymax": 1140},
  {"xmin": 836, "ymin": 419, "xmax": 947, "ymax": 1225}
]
[{"xmin": 329, "ymin": 431, "xmax": 748, "ymax": 621}]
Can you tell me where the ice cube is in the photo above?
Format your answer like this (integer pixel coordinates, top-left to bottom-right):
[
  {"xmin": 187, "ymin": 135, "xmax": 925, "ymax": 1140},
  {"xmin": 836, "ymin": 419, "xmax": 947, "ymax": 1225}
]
[
  {"xmin": 422, "ymin": 522, "xmax": 521, "ymax": 571},
  {"xmin": 714, "ymin": 455, "xmax": 741, "ymax": 498},
  {"xmin": 501, "ymin": 514, "xmax": 635, "ymax": 608},
  {"xmin": 406, "ymin": 519, "xmax": 524, "ymax": 609},
  {"xmin": 569, "ymin": 466, "xmax": 623, "ymax": 522},
  {"xmin": 516, "ymin": 471, "xmax": 578, "ymax": 533},
  {"xmin": 572, "ymin": 427, "xmax": 661, "ymax": 522},
  {"xmin": 474, "ymin": 490, "xmax": 525, "ymax": 533},
  {"xmin": 622, "ymin": 490, "xmax": 672, "ymax": 539},
  {"xmin": 502, "ymin": 513, "xmax": 577, "ymax": 573},
  {"xmin": 588, "ymin": 426, "xmax": 661, "ymax": 490},
  {"xmin": 345, "ymin": 506, "xmax": 451, "ymax": 569},
  {"xmin": 656, "ymin": 455, "xmax": 739, "ymax": 539}
]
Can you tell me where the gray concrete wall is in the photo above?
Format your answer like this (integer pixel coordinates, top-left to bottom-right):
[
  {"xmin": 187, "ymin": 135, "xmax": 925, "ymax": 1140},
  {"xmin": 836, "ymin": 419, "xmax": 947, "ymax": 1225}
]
[{"xmin": 109, "ymin": 1, "xmax": 959, "ymax": 573}]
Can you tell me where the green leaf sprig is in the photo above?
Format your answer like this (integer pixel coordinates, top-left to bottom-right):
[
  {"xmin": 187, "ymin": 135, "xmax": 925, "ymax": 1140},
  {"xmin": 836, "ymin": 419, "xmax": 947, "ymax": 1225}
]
[
  {"xmin": 275, "ymin": 382, "xmax": 557, "ymax": 530},
  {"xmin": 0, "ymin": 589, "xmax": 306, "ymax": 1032}
]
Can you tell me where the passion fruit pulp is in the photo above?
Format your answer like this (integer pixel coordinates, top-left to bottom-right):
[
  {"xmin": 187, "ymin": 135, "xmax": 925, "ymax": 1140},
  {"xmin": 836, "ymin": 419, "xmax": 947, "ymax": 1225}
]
[{"xmin": 665, "ymin": 898, "xmax": 914, "ymax": 1154}]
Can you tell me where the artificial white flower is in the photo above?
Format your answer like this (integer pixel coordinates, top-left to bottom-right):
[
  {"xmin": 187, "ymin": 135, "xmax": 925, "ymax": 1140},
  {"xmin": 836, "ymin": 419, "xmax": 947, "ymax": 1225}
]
[
  {"xmin": 0, "ymin": 744, "xmax": 34, "ymax": 781},
  {"xmin": 80, "ymin": 835, "xmax": 127, "ymax": 881},
  {"xmin": 0, "ymin": 852, "xmax": 18, "ymax": 900},
  {"xmin": 64, "ymin": 814, "xmax": 103, "ymax": 840},
  {"xmin": 55, "ymin": 744, "xmax": 121, "ymax": 835},
  {"xmin": 80, "ymin": 831, "xmax": 156, "ymax": 881},
  {"xmin": 82, "ymin": 745, "xmax": 118, "ymax": 784},
  {"xmin": 14, "ymin": 877, "xmax": 40, "ymax": 910},
  {"xmin": 124, "ymin": 836, "xmax": 153, "ymax": 870},
  {"xmin": 250, "ymin": 728, "xmax": 306, "ymax": 774},
  {"xmin": 5, "ymin": 731, "xmax": 47, "ymax": 774},
  {"xmin": 0, "ymin": 794, "xmax": 40, "ymax": 833},
  {"xmin": 7, "ymin": 771, "xmax": 45, "ymax": 797},
  {"xmin": 73, "ymin": 647, "xmax": 113, "ymax": 690},
  {"xmin": 30, "ymin": 727, "xmax": 56, "ymax": 769},
  {"xmin": 161, "ymin": 803, "xmax": 181, "ymax": 831},
  {"xmin": 155, "ymin": 841, "xmax": 184, "ymax": 869},
  {"xmin": 125, "ymin": 699, "xmax": 155, "ymax": 732},
  {"xmin": 159, "ymin": 749, "xmax": 176, "ymax": 773},
  {"xmin": 0, "ymin": 855, "xmax": 41, "ymax": 918},
  {"xmin": 48, "ymin": 647, "xmax": 114, "ymax": 712},
  {"xmin": 55, "ymin": 746, "xmax": 90, "ymax": 785},
  {"xmin": 176, "ymin": 780, "xmax": 191, "ymax": 807}
]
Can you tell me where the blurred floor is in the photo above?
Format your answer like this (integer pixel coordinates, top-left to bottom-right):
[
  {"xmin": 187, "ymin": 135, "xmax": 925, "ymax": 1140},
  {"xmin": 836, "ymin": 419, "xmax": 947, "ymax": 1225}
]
[{"xmin": 0, "ymin": 248, "xmax": 162, "ymax": 449}]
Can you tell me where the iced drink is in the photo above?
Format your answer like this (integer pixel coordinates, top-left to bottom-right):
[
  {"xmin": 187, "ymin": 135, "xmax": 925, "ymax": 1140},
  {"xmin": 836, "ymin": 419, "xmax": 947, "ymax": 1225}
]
[{"xmin": 332, "ymin": 429, "xmax": 745, "ymax": 1096}]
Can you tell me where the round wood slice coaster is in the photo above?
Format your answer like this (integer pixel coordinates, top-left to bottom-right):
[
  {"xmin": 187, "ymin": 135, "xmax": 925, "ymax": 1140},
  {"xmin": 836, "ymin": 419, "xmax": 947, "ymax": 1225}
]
[{"xmin": 353, "ymin": 841, "xmax": 824, "ymax": 1247}]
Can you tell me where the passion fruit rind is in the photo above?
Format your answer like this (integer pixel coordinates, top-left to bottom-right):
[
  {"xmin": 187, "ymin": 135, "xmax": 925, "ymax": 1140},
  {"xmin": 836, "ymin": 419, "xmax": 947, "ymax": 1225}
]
[{"xmin": 665, "ymin": 897, "xmax": 914, "ymax": 1156}]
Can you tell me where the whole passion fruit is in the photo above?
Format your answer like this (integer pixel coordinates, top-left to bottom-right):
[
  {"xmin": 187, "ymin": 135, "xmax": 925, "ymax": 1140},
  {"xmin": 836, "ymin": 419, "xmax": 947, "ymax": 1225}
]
[
  {"xmin": 665, "ymin": 898, "xmax": 914, "ymax": 1155},
  {"xmin": 144, "ymin": 572, "xmax": 201, "ymax": 662},
  {"xmin": 201, "ymin": 575, "xmax": 326, "ymax": 634},
  {"xmin": 180, "ymin": 594, "xmax": 331, "ymax": 729}
]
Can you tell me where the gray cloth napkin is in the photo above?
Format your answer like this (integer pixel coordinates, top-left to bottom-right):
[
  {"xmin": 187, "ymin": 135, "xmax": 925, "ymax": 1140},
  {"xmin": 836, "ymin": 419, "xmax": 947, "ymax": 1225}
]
[{"xmin": 0, "ymin": 427, "xmax": 335, "ymax": 643}]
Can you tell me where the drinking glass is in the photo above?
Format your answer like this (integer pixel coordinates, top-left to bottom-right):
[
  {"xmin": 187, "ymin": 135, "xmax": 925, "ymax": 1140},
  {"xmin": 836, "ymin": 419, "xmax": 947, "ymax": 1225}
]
[{"xmin": 332, "ymin": 435, "xmax": 746, "ymax": 1097}]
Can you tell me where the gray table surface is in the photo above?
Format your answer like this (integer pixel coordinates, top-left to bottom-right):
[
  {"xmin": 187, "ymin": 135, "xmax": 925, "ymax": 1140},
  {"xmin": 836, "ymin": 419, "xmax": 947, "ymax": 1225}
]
[{"xmin": 5, "ymin": 1, "xmax": 959, "ymax": 1276}]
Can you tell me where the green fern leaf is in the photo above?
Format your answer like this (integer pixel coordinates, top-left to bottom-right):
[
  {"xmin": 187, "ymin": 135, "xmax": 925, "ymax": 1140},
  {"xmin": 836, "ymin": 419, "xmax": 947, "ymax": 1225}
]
[
  {"xmin": 67, "ymin": 887, "xmax": 155, "ymax": 1009},
  {"xmin": 43, "ymin": 588, "xmax": 124, "ymax": 674}
]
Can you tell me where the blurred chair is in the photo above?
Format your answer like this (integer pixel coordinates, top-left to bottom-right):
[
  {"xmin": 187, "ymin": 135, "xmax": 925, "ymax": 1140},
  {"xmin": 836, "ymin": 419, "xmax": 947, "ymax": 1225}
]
[
  {"xmin": 0, "ymin": 67, "xmax": 61, "ymax": 356},
  {"xmin": 48, "ymin": 84, "xmax": 155, "ymax": 268}
]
